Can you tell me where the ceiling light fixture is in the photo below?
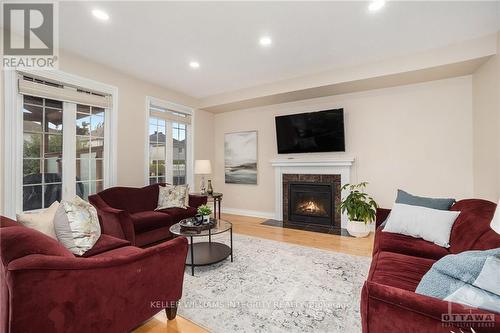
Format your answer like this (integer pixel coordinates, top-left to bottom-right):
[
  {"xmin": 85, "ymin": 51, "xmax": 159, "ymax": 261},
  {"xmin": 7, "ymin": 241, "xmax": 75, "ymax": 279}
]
[
  {"xmin": 259, "ymin": 36, "xmax": 272, "ymax": 47},
  {"xmin": 189, "ymin": 61, "xmax": 200, "ymax": 69},
  {"xmin": 92, "ymin": 9, "xmax": 110, "ymax": 21},
  {"xmin": 368, "ymin": 0, "xmax": 386, "ymax": 12}
]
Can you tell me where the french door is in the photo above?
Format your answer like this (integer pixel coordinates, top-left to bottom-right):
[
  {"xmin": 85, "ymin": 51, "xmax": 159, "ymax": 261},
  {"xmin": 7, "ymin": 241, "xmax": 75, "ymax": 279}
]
[{"xmin": 5, "ymin": 71, "xmax": 116, "ymax": 215}]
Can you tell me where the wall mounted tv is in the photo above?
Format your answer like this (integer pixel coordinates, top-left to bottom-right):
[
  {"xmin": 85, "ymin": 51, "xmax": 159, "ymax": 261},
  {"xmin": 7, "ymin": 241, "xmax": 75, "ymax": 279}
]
[{"xmin": 275, "ymin": 109, "xmax": 345, "ymax": 154}]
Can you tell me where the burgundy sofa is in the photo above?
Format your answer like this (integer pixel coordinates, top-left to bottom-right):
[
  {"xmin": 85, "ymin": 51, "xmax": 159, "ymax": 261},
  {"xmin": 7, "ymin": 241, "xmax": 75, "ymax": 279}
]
[
  {"xmin": 362, "ymin": 199, "xmax": 500, "ymax": 332},
  {"xmin": 89, "ymin": 184, "xmax": 207, "ymax": 247},
  {"xmin": 0, "ymin": 215, "xmax": 188, "ymax": 333}
]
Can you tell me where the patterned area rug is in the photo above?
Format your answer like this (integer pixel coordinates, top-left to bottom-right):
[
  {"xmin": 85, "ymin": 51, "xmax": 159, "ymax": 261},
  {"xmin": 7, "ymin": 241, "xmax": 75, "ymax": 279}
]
[{"xmin": 178, "ymin": 234, "xmax": 371, "ymax": 333}]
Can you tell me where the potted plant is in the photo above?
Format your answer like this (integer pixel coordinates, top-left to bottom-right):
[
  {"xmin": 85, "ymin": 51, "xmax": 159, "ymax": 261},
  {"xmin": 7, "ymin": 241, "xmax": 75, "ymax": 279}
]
[
  {"xmin": 339, "ymin": 182, "xmax": 378, "ymax": 238},
  {"xmin": 197, "ymin": 204, "xmax": 212, "ymax": 223}
]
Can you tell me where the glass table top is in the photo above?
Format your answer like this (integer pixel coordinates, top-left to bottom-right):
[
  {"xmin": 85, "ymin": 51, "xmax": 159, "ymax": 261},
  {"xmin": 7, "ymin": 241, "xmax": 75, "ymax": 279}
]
[{"xmin": 170, "ymin": 218, "xmax": 232, "ymax": 237}]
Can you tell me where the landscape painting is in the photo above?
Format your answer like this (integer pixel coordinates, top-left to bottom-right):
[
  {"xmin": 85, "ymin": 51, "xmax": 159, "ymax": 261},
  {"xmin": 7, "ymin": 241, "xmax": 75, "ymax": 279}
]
[{"xmin": 224, "ymin": 131, "xmax": 257, "ymax": 184}]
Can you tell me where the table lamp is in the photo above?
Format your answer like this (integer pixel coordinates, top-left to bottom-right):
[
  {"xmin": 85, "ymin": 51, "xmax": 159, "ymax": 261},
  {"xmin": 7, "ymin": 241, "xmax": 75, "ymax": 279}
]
[{"xmin": 194, "ymin": 160, "xmax": 212, "ymax": 194}]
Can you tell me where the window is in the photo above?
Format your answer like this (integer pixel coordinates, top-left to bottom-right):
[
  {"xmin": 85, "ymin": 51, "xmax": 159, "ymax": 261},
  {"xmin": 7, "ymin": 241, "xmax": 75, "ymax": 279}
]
[
  {"xmin": 147, "ymin": 97, "xmax": 193, "ymax": 187},
  {"xmin": 3, "ymin": 70, "xmax": 117, "ymax": 216},
  {"xmin": 76, "ymin": 104, "xmax": 105, "ymax": 199},
  {"xmin": 148, "ymin": 117, "xmax": 167, "ymax": 184},
  {"xmin": 172, "ymin": 122, "xmax": 187, "ymax": 185},
  {"xmin": 22, "ymin": 95, "xmax": 63, "ymax": 210}
]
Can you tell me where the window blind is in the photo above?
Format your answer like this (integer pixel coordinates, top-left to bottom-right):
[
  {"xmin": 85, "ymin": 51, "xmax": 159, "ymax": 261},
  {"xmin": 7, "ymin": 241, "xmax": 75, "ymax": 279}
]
[
  {"xmin": 18, "ymin": 77, "xmax": 112, "ymax": 108},
  {"xmin": 150, "ymin": 105, "xmax": 191, "ymax": 124}
]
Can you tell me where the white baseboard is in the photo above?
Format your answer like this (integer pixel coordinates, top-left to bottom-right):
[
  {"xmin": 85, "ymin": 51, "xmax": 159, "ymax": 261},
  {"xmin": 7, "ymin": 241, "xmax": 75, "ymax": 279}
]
[{"xmin": 222, "ymin": 207, "xmax": 275, "ymax": 220}]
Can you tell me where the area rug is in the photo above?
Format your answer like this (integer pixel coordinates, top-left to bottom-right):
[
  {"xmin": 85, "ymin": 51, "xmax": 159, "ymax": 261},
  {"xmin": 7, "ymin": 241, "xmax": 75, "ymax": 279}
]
[{"xmin": 178, "ymin": 234, "xmax": 371, "ymax": 333}]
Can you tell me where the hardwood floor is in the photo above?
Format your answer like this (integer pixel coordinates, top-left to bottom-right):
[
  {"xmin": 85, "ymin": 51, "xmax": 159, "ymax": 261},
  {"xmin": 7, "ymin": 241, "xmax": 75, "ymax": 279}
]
[
  {"xmin": 226, "ymin": 213, "xmax": 374, "ymax": 257},
  {"xmin": 133, "ymin": 213, "xmax": 374, "ymax": 333}
]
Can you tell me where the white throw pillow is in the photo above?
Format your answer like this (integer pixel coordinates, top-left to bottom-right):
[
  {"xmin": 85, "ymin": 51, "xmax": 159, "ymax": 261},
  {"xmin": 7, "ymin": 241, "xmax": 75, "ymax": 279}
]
[
  {"xmin": 53, "ymin": 196, "xmax": 101, "ymax": 255},
  {"xmin": 156, "ymin": 184, "xmax": 189, "ymax": 210},
  {"xmin": 16, "ymin": 201, "xmax": 59, "ymax": 239},
  {"xmin": 491, "ymin": 199, "xmax": 500, "ymax": 234},
  {"xmin": 383, "ymin": 203, "xmax": 460, "ymax": 248}
]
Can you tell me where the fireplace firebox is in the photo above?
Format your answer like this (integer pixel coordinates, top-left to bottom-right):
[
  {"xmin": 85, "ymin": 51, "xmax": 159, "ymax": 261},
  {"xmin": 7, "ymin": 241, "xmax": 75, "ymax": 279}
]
[{"xmin": 288, "ymin": 182, "xmax": 334, "ymax": 226}]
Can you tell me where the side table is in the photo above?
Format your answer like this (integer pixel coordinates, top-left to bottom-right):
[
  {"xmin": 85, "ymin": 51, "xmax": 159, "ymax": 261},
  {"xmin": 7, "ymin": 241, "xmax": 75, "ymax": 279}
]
[{"xmin": 193, "ymin": 192, "xmax": 223, "ymax": 219}]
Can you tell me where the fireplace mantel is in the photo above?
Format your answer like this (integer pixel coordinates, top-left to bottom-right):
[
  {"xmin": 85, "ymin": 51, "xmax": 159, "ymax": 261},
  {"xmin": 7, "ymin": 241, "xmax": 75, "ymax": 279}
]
[
  {"xmin": 270, "ymin": 157, "xmax": 354, "ymax": 167},
  {"xmin": 270, "ymin": 157, "xmax": 355, "ymax": 228}
]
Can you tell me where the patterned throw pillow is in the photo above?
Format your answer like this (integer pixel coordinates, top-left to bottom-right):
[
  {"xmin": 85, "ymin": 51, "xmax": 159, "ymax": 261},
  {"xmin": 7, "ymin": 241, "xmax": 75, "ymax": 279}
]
[
  {"xmin": 16, "ymin": 201, "xmax": 59, "ymax": 239},
  {"xmin": 53, "ymin": 196, "xmax": 101, "ymax": 255},
  {"xmin": 156, "ymin": 184, "xmax": 189, "ymax": 210}
]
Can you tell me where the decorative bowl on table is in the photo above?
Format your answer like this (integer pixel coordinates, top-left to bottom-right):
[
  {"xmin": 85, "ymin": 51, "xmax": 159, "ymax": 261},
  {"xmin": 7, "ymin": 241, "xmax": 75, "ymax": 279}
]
[{"xmin": 179, "ymin": 217, "xmax": 216, "ymax": 233}]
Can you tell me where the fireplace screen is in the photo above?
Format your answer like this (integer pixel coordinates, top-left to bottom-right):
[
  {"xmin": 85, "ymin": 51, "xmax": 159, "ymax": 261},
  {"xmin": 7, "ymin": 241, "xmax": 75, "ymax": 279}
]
[{"xmin": 289, "ymin": 183, "xmax": 333, "ymax": 225}]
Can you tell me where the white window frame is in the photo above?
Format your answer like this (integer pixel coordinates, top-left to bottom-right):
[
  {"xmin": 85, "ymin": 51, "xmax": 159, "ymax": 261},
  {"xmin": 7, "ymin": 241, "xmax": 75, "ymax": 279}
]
[
  {"xmin": 3, "ymin": 69, "xmax": 118, "ymax": 218},
  {"xmin": 145, "ymin": 96, "xmax": 194, "ymax": 189}
]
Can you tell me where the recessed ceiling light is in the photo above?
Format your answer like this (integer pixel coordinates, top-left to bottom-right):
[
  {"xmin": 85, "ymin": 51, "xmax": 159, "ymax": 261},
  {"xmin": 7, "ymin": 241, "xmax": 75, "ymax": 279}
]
[
  {"xmin": 189, "ymin": 61, "xmax": 200, "ymax": 69},
  {"xmin": 92, "ymin": 9, "xmax": 109, "ymax": 21},
  {"xmin": 259, "ymin": 36, "xmax": 272, "ymax": 47},
  {"xmin": 368, "ymin": 0, "xmax": 385, "ymax": 12}
]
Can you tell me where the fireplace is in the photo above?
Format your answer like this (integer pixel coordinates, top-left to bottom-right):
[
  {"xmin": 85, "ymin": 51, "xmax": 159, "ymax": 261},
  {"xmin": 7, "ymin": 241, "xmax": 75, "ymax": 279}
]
[
  {"xmin": 272, "ymin": 159, "xmax": 353, "ymax": 230},
  {"xmin": 289, "ymin": 183, "xmax": 333, "ymax": 225},
  {"xmin": 282, "ymin": 174, "xmax": 341, "ymax": 228}
]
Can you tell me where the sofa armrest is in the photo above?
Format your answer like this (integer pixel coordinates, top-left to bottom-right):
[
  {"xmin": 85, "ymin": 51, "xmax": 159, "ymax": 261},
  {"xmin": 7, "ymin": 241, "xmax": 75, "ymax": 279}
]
[
  {"xmin": 89, "ymin": 194, "xmax": 136, "ymax": 245},
  {"xmin": 189, "ymin": 194, "xmax": 208, "ymax": 209},
  {"xmin": 375, "ymin": 208, "xmax": 391, "ymax": 229},
  {"xmin": 8, "ymin": 237, "xmax": 187, "ymax": 271},
  {"xmin": 5, "ymin": 237, "xmax": 188, "ymax": 332},
  {"xmin": 362, "ymin": 281, "xmax": 500, "ymax": 332}
]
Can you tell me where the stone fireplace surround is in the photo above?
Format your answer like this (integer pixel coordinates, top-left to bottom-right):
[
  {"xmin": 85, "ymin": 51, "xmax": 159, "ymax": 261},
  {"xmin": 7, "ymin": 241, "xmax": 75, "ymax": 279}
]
[
  {"xmin": 271, "ymin": 158, "xmax": 354, "ymax": 228},
  {"xmin": 283, "ymin": 174, "xmax": 341, "ymax": 227}
]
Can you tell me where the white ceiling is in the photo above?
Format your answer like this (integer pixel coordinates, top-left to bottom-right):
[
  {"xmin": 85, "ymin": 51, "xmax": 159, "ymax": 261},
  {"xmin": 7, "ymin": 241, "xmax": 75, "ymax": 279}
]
[{"xmin": 58, "ymin": 1, "xmax": 500, "ymax": 99}]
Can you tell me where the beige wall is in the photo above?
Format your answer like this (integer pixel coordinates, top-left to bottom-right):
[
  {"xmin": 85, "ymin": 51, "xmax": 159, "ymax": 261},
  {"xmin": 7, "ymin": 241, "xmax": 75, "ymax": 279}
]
[
  {"xmin": 471, "ymin": 31, "xmax": 500, "ymax": 202},
  {"xmin": 0, "ymin": 51, "xmax": 215, "ymax": 214},
  {"xmin": 193, "ymin": 109, "xmax": 215, "ymax": 192},
  {"xmin": 212, "ymin": 76, "xmax": 475, "ymax": 214},
  {"xmin": 472, "ymin": 52, "xmax": 500, "ymax": 201}
]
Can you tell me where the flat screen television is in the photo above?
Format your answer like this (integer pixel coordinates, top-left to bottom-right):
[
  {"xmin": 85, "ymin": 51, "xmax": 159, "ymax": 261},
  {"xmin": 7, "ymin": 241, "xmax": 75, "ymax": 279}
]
[{"xmin": 275, "ymin": 109, "xmax": 345, "ymax": 154}]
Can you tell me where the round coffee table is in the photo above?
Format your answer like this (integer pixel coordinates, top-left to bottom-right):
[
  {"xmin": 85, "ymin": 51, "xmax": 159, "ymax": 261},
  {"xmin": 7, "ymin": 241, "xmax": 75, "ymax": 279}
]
[{"xmin": 170, "ymin": 218, "xmax": 233, "ymax": 276}]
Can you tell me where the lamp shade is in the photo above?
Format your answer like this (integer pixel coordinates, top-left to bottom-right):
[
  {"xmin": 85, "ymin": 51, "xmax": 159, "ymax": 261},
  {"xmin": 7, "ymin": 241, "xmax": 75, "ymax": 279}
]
[{"xmin": 194, "ymin": 160, "xmax": 212, "ymax": 174}]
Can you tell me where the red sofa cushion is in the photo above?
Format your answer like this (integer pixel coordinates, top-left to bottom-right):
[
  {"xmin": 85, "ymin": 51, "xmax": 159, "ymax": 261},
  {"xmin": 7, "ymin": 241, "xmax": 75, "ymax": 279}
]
[
  {"xmin": 97, "ymin": 184, "xmax": 160, "ymax": 213},
  {"xmin": 449, "ymin": 199, "xmax": 500, "ymax": 253},
  {"xmin": 373, "ymin": 227, "xmax": 449, "ymax": 260},
  {"xmin": 157, "ymin": 207, "xmax": 198, "ymax": 223},
  {"xmin": 80, "ymin": 234, "xmax": 131, "ymax": 258},
  {"xmin": 91, "ymin": 244, "xmax": 144, "ymax": 258},
  {"xmin": 0, "ymin": 216, "xmax": 18, "ymax": 228},
  {"xmin": 130, "ymin": 211, "xmax": 174, "ymax": 233},
  {"xmin": 0, "ymin": 226, "xmax": 73, "ymax": 264},
  {"xmin": 368, "ymin": 251, "xmax": 436, "ymax": 292}
]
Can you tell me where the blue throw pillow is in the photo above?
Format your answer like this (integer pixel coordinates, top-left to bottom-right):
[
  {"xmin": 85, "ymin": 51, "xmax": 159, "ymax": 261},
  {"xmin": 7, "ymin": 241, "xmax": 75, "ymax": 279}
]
[{"xmin": 395, "ymin": 189, "xmax": 455, "ymax": 210}]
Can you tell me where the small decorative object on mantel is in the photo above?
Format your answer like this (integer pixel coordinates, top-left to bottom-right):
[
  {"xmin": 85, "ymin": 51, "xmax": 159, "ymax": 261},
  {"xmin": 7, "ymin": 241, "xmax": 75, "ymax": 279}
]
[
  {"xmin": 207, "ymin": 180, "xmax": 214, "ymax": 195},
  {"xmin": 179, "ymin": 217, "xmax": 216, "ymax": 234},
  {"xmin": 339, "ymin": 182, "xmax": 378, "ymax": 238},
  {"xmin": 197, "ymin": 204, "xmax": 213, "ymax": 223}
]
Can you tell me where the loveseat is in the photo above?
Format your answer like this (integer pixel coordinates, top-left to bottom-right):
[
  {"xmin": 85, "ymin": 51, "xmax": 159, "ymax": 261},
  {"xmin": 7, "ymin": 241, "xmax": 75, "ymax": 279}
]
[
  {"xmin": 0, "ymin": 215, "xmax": 188, "ymax": 333},
  {"xmin": 361, "ymin": 199, "xmax": 500, "ymax": 332},
  {"xmin": 89, "ymin": 184, "xmax": 207, "ymax": 247}
]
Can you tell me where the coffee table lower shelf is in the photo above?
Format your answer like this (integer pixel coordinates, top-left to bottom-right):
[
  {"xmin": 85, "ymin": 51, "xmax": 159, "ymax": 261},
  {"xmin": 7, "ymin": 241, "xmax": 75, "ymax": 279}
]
[{"xmin": 186, "ymin": 242, "xmax": 231, "ymax": 266}]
